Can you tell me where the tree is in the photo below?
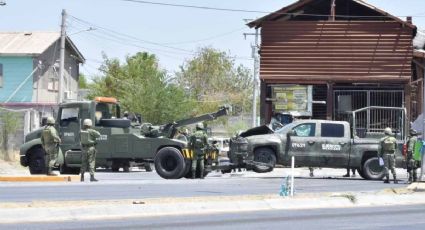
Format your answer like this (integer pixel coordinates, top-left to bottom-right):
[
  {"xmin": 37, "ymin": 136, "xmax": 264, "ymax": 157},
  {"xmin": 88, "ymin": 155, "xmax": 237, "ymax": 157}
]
[
  {"xmin": 89, "ymin": 52, "xmax": 194, "ymax": 124},
  {"xmin": 79, "ymin": 74, "xmax": 89, "ymax": 89},
  {"xmin": 176, "ymin": 47, "xmax": 253, "ymax": 117},
  {"xmin": 0, "ymin": 109, "xmax": 20, "ymax": 161}
]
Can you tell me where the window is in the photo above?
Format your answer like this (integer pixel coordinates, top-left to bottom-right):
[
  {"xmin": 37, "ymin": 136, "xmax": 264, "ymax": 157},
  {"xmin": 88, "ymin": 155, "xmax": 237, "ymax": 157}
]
[
  {"xmin": 321, "ymin": 123, "xmax": 345, "ymax": 138},
  {"xmin": 48, "ymin": 77, "xmax": 58, "ymax": 91},
  {"xmin": 60, "ymin": 107, "xmax": 79, "ymax": 127},
  {"xmin": 293, "ymin": 123, "xmax": 316, "ymax": 137},
  {"xmin": 0, "ymin": 63, "xmax": 3, "ymax": 87}
]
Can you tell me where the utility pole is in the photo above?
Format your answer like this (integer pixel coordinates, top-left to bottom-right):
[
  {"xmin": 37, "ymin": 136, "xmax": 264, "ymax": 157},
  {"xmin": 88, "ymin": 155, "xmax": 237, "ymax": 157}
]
[
  {"xmin": 58, "ymin": 9, "xmax": 66, "ymax": 104},
  {"xmin": 251, "ymin": 28, "xmax": 260, "ymax": 127}
]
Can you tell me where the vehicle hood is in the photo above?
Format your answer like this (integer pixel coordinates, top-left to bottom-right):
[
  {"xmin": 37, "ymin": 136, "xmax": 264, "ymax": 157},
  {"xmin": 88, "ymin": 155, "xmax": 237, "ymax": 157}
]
[
  {"xmin": 24, "ymin": 128, "xmax": 43, "ymax": 143},
  {"xmin": 238, "ymin": 125, "xmax": 274, "ymax": 138}
]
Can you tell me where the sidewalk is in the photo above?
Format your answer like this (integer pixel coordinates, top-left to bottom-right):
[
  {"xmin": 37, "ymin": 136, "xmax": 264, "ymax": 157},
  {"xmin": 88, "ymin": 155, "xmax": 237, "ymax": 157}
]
[{"xmin": 0, "ymin": 183, "xmax": 424, "ymax": 223}]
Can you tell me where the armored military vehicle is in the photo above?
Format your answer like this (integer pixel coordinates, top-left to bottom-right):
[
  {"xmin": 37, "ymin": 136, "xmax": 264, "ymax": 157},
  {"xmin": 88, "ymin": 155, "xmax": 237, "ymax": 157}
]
[
  {"xmin": 228, "ymin": 107, "xmax": 408, "ymax": 180},
  {"xmin": 20, "ymin": 97, "xmax": 229, "ymax": 179}
]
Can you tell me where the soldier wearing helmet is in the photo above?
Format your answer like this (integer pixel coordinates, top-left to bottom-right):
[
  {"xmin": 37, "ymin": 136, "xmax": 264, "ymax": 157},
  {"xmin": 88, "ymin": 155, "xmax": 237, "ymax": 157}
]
[
  {"xmin": 41, "ymin": 116, "xmax": 61, "ymax": 176},
  {"xmin": 189, "ymin": 123, "xmax": 209, "ymax": 179},
  {"xmin": 80, "ymin": 119, "xmax": 101, "ymax": 182},
  {"xmin": 379, "ymin": 127, "xmax": 398, "ymax": 183},
  {"xmin": 407, "ymin": 128, "xmax": 420, "ymax": 183}
]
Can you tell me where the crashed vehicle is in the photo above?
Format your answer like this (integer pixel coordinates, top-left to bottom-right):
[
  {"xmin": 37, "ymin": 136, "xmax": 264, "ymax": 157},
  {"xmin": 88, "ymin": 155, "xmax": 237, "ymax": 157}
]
[{"xmin": 228, "ymin": 107, "xmax": 408, "ymax": 180}]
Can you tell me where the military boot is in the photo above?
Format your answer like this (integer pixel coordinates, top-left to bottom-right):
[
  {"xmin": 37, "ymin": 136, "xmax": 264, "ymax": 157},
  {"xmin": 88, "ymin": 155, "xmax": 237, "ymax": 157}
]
[
  {"xmin": 384, "ymin": 176, "xmax": 390, "ymax": 183},
  {"xmin": 90, "ymin": 175, "xmax": 98, "ymax": 182},
  {"xmin": 80, "ymin": 173, "xmax": 84, "ymax": 182}
]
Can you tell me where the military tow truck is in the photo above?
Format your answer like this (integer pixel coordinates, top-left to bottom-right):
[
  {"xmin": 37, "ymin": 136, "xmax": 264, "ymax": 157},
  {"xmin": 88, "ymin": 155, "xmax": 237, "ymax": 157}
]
[
  {"xmin": 20, "ymin": 97, "xmax": 230, "ymax": 179},
  {"xmin": 228, "ymin": 107, "xmax": 408, "ymax": 180}
]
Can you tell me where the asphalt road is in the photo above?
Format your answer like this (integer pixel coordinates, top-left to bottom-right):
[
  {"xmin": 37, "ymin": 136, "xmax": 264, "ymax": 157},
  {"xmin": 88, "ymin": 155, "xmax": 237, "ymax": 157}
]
[
  {"xmin": 0, "ymin": 168, "xmax": 408, "ymax": 202},
  {"xmin": 2, "ymin": 204, "xmax": 424, "ymax": 230}
]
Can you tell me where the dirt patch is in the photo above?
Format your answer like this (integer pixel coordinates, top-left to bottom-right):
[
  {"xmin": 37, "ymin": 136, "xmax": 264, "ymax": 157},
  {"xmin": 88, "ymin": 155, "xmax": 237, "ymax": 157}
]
[{"xmin": 0, "ymin": 152, "xmax": 29, "ymax": 175}]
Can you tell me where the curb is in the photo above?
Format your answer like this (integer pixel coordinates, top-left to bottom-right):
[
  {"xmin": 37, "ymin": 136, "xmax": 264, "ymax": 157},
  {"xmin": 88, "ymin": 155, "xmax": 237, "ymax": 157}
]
[
  {"xmin": 0, "ymin": 185, "xmax": 424, "ymax": 223},
  {"xmin": 0, "ymin": 175, "xmax": 79, "ymax": 182}
]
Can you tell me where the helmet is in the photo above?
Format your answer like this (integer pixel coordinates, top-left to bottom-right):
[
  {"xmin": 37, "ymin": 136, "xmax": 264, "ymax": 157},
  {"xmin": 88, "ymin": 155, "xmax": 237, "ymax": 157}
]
[
  {"xmin": 46, "ymin": 117, "xmax": 55, "ymax": 125},
  {"xmin": 196, "ymin": 122, "xmax": 204, "ymax": 130},
  {"xmin": 124, "ymin": 111, "xmax": 129, "ymax": 116},
  {"xmin": 83, "ymin": 119, "xmax": 93, "ymax": 127},
  {"xmin": 384, "ymin": 127, "xmax": 392, "ymax": 135},
  {"xmin": 410, "ymin": 128, "xmax": 418, "ymax": 136}
]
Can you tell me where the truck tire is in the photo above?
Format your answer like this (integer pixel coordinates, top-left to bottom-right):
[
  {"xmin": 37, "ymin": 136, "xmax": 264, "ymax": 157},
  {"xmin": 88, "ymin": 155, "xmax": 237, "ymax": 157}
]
[
  {"xmin": 253, "ymin": 148, "xmax": 276, "ymax": 173},
  {"xmin": 28, "ymin": 147, "xmax": 46, "ymax": 174},
  {"xmin": 155, "ymin": 147, "xmax": 186, "ymax": 179},
  {"xmin": 362, "ymin": 157, "xmax": 385, "ymax": 180}
]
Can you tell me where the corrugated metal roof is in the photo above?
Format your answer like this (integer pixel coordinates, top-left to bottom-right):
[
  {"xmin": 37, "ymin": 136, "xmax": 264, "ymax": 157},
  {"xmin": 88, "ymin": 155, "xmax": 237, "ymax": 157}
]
[{"xmin": 0, "ymin": 31, "xmax": 60, "ymax": 56}]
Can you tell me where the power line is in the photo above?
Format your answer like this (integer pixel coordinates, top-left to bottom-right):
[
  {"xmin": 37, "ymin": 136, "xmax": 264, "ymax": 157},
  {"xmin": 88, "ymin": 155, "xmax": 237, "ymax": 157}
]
[
  {"xmin": 162, "ymin": 27, "xmax": 246, "ymax": 45},
  {"xmin": 68, "ymin": 16, "xmax": 252, "ymax": 61},
  {"xmin": 118, "ymin": 0, "xmax": 425, "ymax": 18}
]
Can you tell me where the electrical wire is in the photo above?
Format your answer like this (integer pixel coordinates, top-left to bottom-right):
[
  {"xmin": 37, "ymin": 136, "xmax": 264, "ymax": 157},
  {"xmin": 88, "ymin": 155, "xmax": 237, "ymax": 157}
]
[{"xmin": 118, "ymin": 0, "xmax": 425, "ymax": 18}]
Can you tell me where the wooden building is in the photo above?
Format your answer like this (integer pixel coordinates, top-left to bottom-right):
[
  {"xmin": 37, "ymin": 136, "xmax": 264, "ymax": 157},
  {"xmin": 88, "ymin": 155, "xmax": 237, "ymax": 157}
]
[{"xmin": 248, "ymin": 0, "xmax": 416, "ymax": 131}]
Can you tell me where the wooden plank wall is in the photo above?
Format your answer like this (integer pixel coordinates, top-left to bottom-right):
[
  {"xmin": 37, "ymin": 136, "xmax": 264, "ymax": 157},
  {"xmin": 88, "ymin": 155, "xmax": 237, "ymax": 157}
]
[{"xmin": 260, "ymin": 21, "xmax": 413, "ymax": 83}]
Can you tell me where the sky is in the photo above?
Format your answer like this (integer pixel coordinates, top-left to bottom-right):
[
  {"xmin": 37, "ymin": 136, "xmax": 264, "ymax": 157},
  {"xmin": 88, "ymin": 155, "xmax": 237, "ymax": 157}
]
[{"xmin": 1, "ymin": 0, "xmax": 425, "ymax": 81}]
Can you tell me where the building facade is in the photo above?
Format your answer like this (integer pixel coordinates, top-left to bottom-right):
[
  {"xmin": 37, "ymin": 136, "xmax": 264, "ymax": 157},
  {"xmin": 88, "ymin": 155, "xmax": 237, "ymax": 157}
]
[{"xmin": 248, "ymin": 0, "xmax": 415, "ymax": 133}]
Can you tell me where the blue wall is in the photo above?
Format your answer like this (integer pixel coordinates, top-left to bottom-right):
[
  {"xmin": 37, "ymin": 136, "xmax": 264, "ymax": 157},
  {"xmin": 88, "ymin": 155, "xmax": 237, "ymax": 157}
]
[{"xmin": 0, "ymin": 56, "xmax": 34, "ymax": 103}]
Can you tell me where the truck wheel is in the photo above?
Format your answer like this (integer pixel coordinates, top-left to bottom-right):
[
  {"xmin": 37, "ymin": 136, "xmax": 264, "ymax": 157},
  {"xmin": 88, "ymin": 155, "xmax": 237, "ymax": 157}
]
[
  {"xmin": 362, "ymin": 157, "xmax": 385, "ymax": 180},
  {"xmin": 28, "ymin": 147, "xmax": 46, "ymax": 174},
  {"xmin": 253, "ymin": 148, "xmax": 276, "ymax": 173},
  {"xmin": 155, "ymin": 147, "xmax": 186, "ymax": 179}
]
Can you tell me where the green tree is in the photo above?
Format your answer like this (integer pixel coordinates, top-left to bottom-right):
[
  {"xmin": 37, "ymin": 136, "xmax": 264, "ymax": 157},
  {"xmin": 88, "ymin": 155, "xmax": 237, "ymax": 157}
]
[
  {"xmin": 176, "ymin": 47, "xmax": 253, "ymax": 117},
  {"xmin": 79, "ymin": 74, "xmax": 89, "ymax": 89},
  {"xmin": 0, "ymin": 110, "xmax": 21, "ymax": 161},
  {"xmin": 89, "ymin": 52, "xmax": 194, "ymax": 124}
]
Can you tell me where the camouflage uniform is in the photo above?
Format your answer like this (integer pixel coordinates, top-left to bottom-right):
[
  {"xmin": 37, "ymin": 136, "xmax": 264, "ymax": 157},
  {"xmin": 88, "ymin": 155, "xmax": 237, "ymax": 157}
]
[
  {"xmin": 407, "ymin": 130, "xmax": 420, "ymax": 183},
  {"xmin": 80, "ymin": 120, "xmax": 101, "ymax": 182},
  {"xmin": 379, "ymin": 128, "xmax": 397, "ymax": 183},
  {"xmin": 41, "ymin": 118, "xmax": 61, "ymax": 175},
  {"xmin": 189, "ymin": 125, "xmax": 208, "ymax": 179}
]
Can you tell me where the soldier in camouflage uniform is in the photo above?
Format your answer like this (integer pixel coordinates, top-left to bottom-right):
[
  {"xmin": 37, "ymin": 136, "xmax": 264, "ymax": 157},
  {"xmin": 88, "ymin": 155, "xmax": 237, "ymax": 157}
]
[
  {"xmin": 189, "ymin": 123, "xmax": 209, "ymax": 179},
  {"xmin": 80, "ymin": 119, "xmax": 101, "ymax": 182},
  {"xmin": 407, "ymin": 128, "xmax": 420, "ymax": 183},
  {"xmin": 379, "ymin": 127, "xmax": 398, "ymax": 183},
  {"xmin": 41, "ymin": 117, "xmax": 61, "ymax": 176}
]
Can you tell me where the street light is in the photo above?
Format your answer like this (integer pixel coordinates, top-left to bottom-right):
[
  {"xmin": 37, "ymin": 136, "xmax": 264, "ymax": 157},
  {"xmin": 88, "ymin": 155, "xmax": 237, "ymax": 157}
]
[
  {"xmin": 0, "ymin": 1, "xmax": 6, "ymax": 6},
  {"xmin": 69, "ymin": 27, "xmax": 96, "ymax": 36}
]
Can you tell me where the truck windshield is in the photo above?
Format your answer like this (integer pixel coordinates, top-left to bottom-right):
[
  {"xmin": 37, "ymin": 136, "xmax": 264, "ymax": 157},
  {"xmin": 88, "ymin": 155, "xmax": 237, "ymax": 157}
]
[{"xmin": 95, "ymin": 102, "xmax": 119, "ymax": 121}]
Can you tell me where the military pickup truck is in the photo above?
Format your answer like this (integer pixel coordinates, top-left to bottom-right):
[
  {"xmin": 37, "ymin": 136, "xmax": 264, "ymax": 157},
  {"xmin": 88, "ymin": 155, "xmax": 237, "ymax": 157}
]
[
  {"xmin": 228, "ymin": 117, "xmax": 407, "ymax": 180},
  {"xmin": 20, "ymin": 97, "xmax": 229, "ymax": 179}
]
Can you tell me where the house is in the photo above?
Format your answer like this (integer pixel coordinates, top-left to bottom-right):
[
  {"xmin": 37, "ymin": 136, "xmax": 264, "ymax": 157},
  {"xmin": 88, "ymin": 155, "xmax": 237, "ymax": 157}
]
[
  {"xmin": 248, "ymin": 0, "xmax": 415, "ymax": 132},
  {"xmin": 0, "ymin": 31, "xmax": 84, "ymax": 146}
]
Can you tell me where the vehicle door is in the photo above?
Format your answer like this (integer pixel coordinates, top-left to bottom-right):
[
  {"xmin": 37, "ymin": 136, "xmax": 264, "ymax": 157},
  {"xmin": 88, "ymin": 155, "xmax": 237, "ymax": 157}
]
[
  {"xmin": 314, "ymin": 123, "xmax": 350, "ymax": 168},
  {"xmin": 58, "ymin": 106, "xmax": 81, "ymax": 150},
  {"xmin": 286, "ymin": 122, "xmax": 318, "ymax": 167}
]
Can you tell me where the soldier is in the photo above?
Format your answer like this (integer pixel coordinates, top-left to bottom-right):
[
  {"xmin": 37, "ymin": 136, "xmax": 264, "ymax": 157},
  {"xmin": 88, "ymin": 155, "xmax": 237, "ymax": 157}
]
[
  {"xmin": 41, "ymin": 116, "xmax": 61, "ymax": 176},
  {"xmin": 379, "ymin": 127, "xmax": 398, "ymax": 183},
  {"xmin": 407, "ymin": 128, "xmax": 420, "ymax": 183},
  {"xmin": 80, "ymin": 119, "xmax": 101, "ymax": 182},
  {"xmin": 189, "ymin": 123, "xmax": 208, "ymax": 179}
]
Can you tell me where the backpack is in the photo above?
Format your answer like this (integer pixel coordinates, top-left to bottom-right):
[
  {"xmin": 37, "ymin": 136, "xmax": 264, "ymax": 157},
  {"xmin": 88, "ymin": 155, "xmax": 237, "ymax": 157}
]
[
  {"xmin": 382, "ymin": 137, "xmax": 395, "ymax": 152},
  {"xmin": 191, "ymin": 131, "xmax": 205, "ymax": 149}
]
